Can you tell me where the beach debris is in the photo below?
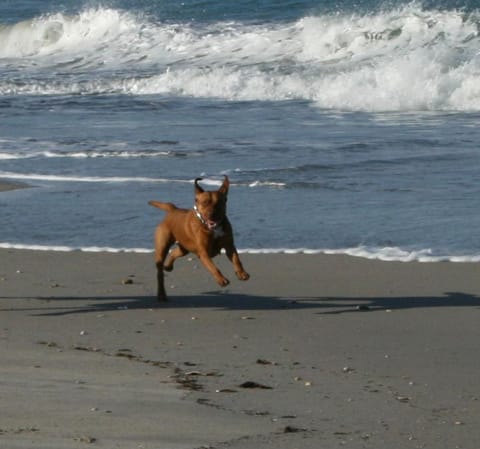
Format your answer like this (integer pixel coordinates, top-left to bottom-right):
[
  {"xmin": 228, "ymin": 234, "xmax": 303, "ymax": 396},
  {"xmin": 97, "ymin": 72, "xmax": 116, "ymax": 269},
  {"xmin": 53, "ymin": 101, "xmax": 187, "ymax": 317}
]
[
  {"xmin": 37, "ymin": 340, "xmax": 59, "ymax": 348},
  {"xmin": 241, "ymin": 316, "xmax": 255, "ymax": 320},
  {"xmin": 184, "ymin": 370, "xmax": 202, "ymax": 376},
  {"xmin": 115, "ymin": 349, "xmax": 136, "ymax": 360},
  {"xmin": 173, "ymin": 368, "xmax": 203, "ymax": 391},
  {"xmin": 356, "ymin": 304, "xmax": 370, "ymax": 311},
  {"xmin": 238, "ymin": 381, "xmax": 273, "ymax": 390},
  {"xmin": 0, "ymin": 427, "xmax": 39, "ymax": 435},
  {"xmin": 304, "ymin": 381, "xmax": 313, "ymax": 387},
  {"xmin": 73, "ymin": 345, "xmax": 100, "ymax": 352},
  {"xmin": 216, "ymin": 388, "xmax": 237, "ymax": 393},
  {"xmin": 183, "ymin": 370, "xmax": 218, "ymax": 377},
  {"xmin": 283, "ymin": 425, "xmax": 308, "ymax": 433},
  {"xmin": 395, "ymin": 395, "xmax": 411, "ymax": 403},
  {"xmin": 122, "ymin": 278, "xmax": 134, "ymax": 285},
  {"xmin": 342, "ymin": 366, "xmax": 355, "ymax": 373},
  {"xmin": 74, "ymin": 436, "xmax": 97, "ymax": 444},
  {"xmin": 256, "ymin": 358, "xmax": 276, "ymax": 365},
  {"xmin": 80, "ymin": 330, "xmax": 87, "ymax": 336}
]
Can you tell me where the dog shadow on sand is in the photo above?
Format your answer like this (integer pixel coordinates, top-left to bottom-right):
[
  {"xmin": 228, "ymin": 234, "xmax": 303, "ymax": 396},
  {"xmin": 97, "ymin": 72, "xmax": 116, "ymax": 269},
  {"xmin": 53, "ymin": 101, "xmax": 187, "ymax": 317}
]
[{"xmin": 1, "ymin": 291, "xmax": 479, "ymax": 316}]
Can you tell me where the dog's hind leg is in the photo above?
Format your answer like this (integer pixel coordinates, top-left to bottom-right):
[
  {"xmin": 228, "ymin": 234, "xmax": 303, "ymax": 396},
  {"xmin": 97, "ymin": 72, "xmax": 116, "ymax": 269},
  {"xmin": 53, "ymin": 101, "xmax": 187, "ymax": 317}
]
[
  {"xmin": 154, "ymin": 225, "xmax": 174, "ymax": 301},
  {"xmin": 164, "ymin": 244, "xmax": 189, "ymax": 272}
]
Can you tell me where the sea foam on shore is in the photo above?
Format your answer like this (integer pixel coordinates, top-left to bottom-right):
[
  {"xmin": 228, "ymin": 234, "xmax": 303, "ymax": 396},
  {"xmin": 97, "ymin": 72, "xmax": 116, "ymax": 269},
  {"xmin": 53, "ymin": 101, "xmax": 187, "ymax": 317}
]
[{"xmin": 1, "ymin": 242, "xmax": 480, "ymax": 263}]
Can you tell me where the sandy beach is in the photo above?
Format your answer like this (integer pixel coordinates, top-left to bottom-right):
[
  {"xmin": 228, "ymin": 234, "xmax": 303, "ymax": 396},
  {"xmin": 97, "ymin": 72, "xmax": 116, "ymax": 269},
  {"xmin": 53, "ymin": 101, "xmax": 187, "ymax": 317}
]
[
  {"xmin": 3, "ymin": 0, "xmax": 480, "ymax": 446},
  {"xmin": 1, "ymin": 247, "xmax": 479, "ymax": 449}
]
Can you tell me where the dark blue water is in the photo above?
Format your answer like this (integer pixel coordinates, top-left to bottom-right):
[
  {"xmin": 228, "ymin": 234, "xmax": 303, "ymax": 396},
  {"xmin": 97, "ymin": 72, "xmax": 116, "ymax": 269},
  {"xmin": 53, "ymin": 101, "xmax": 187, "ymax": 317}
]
[{"xmin": 1, "ymin": 0, "xmax": 480, "ymax": 261}]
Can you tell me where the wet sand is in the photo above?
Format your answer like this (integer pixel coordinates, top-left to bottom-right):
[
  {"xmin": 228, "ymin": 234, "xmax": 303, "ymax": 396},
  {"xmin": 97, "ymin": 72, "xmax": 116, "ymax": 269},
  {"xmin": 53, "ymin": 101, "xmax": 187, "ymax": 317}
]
[
  {"xmin": 0, "ymin": 181, "xmax": 29, "ymax": 192},
  {"xmin": 1, "ymin": 249, "xmax": 479, "ymax": 448}
]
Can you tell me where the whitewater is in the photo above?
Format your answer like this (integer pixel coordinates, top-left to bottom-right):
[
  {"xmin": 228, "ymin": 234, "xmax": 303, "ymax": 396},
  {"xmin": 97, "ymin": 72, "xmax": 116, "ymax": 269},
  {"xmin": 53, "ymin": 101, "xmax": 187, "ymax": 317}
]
[
  {"xmin": 1, "ymin": 4, "xmax": 480, "ymax": 110},
  {"xmin": 1, "ymin": 1, "xmax": 480, "ymax": 262}
]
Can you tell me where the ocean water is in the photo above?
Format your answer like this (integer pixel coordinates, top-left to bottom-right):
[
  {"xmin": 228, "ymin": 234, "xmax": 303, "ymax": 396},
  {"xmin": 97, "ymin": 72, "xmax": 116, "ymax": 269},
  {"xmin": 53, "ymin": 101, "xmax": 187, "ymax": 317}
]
[{"xmin": 1, "ymin": 0, "xmax": 480, "ymax": 261}]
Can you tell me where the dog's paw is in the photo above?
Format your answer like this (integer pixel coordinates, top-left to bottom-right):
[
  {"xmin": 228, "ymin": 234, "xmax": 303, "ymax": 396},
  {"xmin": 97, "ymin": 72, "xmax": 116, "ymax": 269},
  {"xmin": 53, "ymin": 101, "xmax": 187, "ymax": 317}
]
[
  {"xmin": 218, "ymin": 277, "xmax": 230, "ymax": 287},
  {"xmin": 237, "ymin": 271, "xmax": 250, "ymax": 281}
]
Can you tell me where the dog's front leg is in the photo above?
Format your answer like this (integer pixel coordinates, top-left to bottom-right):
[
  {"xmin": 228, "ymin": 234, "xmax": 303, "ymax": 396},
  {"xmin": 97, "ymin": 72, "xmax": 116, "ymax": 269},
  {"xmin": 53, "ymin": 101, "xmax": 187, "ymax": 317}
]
[
  {"xmin": 197, "ymin": 250, "xmax": 230, "ymax": 287},
  {"xmin": 226, "ymin": 246, "xmax": 250, "ymax": 281}
]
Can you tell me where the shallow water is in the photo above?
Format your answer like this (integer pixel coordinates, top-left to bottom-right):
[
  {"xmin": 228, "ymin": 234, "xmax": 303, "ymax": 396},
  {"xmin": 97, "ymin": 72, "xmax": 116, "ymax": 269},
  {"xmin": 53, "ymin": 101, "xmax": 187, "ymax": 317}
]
[{"xmin": 1, "ymin": 1, "xmax": 480, "ymax": 260}]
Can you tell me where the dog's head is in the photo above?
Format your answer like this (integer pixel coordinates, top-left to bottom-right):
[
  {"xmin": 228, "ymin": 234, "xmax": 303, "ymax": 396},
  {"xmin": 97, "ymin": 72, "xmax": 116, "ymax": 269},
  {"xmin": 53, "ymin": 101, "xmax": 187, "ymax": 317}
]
[{"xmin": 194, "ymin": 176, "xmax": 229, "ymax": 230}]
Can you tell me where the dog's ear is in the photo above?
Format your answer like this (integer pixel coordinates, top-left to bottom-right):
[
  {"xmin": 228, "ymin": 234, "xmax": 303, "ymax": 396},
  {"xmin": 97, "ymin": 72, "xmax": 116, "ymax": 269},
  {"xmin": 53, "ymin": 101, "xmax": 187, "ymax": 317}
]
[
  {"xmin": 194, "ymin": 178, "xmax": 204, "ymax": 194},
  {"xmin": 219, "ymin": 175, "xmax": 229, "ymax": 196}
]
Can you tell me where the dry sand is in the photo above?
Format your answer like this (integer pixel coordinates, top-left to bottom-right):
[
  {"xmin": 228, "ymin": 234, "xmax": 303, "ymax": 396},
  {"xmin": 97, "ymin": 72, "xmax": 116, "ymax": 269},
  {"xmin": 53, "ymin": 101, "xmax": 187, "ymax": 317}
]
[{"xmin": 1, "ymin": 248, "xmax": 479, "ymax": 448}]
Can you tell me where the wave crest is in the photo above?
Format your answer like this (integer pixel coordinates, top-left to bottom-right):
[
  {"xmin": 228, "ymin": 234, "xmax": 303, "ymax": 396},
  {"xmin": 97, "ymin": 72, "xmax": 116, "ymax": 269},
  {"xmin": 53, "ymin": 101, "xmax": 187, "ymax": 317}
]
[
  {"xmin": 2, "ymin": 4, "xmax": 480, "ymax": 111},
  {"xmin": 0, "ymin": 8, "xmax": 139, "ymax": 58}
]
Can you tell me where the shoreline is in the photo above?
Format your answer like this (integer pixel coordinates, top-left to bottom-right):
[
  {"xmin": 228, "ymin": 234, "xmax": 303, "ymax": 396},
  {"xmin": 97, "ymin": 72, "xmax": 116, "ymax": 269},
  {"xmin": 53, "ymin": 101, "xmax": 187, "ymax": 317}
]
[
  {"xmin": 1, "ymin": 242, "xmax": 480, "ymax": 263},
  {"xmin": 0, "ymin": 180, "xmax": 30, "ymax": 192},
  {"xmin": 1, "ymin": 249, "xmax": 479, "ymax": 448}
]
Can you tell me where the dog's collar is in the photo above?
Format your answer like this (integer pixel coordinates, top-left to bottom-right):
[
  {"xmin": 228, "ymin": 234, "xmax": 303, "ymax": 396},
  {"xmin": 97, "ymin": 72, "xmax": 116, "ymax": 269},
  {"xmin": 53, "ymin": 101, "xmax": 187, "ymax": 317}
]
[{"xmin": 194, "ymin": 205, "xmax": 223, "ymax": 231}]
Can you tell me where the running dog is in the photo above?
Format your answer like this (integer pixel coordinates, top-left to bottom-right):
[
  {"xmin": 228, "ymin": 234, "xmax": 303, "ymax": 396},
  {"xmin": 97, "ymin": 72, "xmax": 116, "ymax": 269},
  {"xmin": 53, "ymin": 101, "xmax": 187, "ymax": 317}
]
[{"xmin": 149, "ymin": 176, "xmax": 249, "ymax": 301}]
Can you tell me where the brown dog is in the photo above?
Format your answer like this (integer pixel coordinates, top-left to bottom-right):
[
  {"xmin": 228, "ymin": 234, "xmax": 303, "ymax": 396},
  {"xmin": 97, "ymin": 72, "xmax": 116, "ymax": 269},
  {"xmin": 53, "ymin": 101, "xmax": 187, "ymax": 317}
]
[{"xmin": 149, "ymin": 176, "xmax": 249, "ymax": 301}]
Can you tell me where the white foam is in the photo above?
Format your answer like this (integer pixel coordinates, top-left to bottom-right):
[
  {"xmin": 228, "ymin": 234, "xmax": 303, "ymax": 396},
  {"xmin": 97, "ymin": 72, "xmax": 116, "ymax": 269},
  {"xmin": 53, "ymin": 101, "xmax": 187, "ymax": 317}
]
[
  {"xmin": 0, "ymin": 171, "xmax": 286, "ymax": 189},
  {"xmin": 0, "ymin": 171, "xmax": 192, "ymax": 184},
  {"xmin": 0, "ymin": 8, "xmax": 138, "ymax": 58},
  {"xmin": 0, "ymin": 243, "xmax": 152, "ymax": 253},
  {"xmin": 3, "ymin": 5, "xmax": 480, "ymax": 111},
  {"xmin": 0, "ymin": 153, "xmax": 22, "ymax": 160},
  {"xmin": 239, "ymin": 246, "xmax": 480, "ymax": 262},
  {"xmin": 320, "ymin": 246, "xmax": 480, "ymax": 263},
  {"xmin": 0, "ymin": 150, "xmax": 172, "ymax": 160},
  {"xmin": 42, "ymin": 150, "xmax": 172, "ymax": 159},
  {"xmin": 248, "ymin": 180, "xmax": 286, "ymax": 188},
  {"xmin": 1, "ymin": 243, "xmax": 479, "ymax": 262}
]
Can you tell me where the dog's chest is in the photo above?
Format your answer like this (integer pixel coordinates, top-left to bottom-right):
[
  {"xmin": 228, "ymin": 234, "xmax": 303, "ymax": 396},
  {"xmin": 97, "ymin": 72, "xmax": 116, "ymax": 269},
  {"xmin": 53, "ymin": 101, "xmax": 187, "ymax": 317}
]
[{"xmin": 212, "ymin": 225, "xmax": 225, "ymax": 239}]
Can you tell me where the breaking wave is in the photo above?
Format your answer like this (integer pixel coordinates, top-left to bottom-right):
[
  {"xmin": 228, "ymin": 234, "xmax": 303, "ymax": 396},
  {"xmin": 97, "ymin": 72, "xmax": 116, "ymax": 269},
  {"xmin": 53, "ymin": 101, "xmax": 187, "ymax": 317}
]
[{"xmin": 2, "ymin": 4, "xmax": 480, "ymax": 111}]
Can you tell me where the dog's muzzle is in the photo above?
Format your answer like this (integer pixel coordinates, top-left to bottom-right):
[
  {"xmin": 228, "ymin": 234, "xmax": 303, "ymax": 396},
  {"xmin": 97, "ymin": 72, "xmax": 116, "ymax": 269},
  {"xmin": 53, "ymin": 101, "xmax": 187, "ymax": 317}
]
[{"xmin": 194, "ymin": 205, "xmax": 222, "ymax": 231}]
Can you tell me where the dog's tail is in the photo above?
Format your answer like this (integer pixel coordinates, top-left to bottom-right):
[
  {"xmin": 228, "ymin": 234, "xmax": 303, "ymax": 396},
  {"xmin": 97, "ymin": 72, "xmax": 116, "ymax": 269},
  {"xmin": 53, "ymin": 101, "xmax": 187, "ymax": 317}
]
[{"xmin": 148, "ymin": 201, "xmax": 177, "ymax": 212}]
